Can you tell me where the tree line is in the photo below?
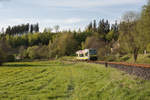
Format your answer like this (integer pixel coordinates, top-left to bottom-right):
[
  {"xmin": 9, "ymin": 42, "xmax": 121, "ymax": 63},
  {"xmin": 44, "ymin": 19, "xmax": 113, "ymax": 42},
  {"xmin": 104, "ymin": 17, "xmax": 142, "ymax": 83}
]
[{"xmin": 5, "ymin": 23, "xmax": 39, "ymax": 35}]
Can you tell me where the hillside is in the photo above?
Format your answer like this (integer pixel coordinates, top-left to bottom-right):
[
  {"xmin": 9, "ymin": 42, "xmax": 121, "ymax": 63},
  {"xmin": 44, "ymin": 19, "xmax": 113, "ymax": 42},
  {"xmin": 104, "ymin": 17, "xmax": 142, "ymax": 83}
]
[{"xmin": 0, "ymin": 60, "xmax": 150, "ymax": 100}]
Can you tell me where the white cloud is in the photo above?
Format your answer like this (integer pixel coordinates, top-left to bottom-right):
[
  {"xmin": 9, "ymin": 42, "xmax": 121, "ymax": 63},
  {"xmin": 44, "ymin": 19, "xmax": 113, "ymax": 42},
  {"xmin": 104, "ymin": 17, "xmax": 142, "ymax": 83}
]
[
  {"xmin": 0, "ymin": 0, "xmax": 11, "ymax": 8},
  {"xmin": 3, "ymin": 17, "xmax": 83, "ymax": 24},
  {"xmin": 0, "ymin": 3, "xmax": 3, "ymax": 8},
  {"xmin": 33, "ymin": 0, "xmax": 146, "ymax": 8},
  {"xmin": 0, "ymin": 0, "xmax": 11, "ymax": 2},
  {"xmin": 40, "ymin": 18, "xmax": 84, "ymax": 24},
  {"xmin": 65, "ymin": 18, "xmax": 82, "ymax": 24}
]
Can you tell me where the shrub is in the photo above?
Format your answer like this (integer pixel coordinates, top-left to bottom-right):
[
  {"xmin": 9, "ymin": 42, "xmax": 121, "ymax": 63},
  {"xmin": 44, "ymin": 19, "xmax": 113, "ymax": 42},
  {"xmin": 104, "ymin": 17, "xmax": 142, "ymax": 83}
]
[
  {"xmin": 146, "ymin": 43, "xmax": 150, "ymax": 53},
  {"xmin": 119, "ymin": 55, "xmax": 130, "ymax": 61},
  {"xmin": 105, "ymin": 55, "xmax": 117, "ymax": 62},
  {"xmin": 6, "ymin": 55, "xmax": 15, "ymax": 62},
  {"xmin": 147, "ymin": 54, "xmax": 150, "ymax": 58},
  {"xmin": 48, "ymin": 33, "xmax": 78, "ymax": 58},
  {"xmin": 0, "ymin": 49, "xmax": 6, "ymax": 65},
  {"xmin": 18, "ymin": 46, "xmax": 28, "ymax": 60},
  {"xmin": 27, "ymin": 46, "xmax": 40, "ymax": 59},
  {"xmin": 27, "ymin": 45, "xmax": 49, "ymax": 59}
]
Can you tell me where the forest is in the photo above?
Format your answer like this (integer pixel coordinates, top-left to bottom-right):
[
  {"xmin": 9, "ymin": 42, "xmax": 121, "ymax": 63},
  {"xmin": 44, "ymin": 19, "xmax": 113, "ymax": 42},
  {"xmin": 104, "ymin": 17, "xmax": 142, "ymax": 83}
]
[{"xmin": 0, "ymin": 1, "xmax": 150, "ymax": 65}]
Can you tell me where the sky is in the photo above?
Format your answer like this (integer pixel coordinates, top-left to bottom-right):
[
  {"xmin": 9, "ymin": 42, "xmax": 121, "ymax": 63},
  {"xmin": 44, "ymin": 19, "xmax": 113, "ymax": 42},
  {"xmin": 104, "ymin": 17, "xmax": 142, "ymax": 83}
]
[{"xmin": 0, "ymin": 0, "xmax": 147, "ymax": 32}]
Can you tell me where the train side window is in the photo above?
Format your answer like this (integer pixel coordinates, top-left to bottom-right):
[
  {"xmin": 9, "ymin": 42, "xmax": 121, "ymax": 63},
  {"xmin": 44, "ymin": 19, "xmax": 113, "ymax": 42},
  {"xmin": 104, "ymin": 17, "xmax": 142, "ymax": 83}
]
[{"xmin": 89, "ymin": 49, "xmax": 97, "ymax": 55}]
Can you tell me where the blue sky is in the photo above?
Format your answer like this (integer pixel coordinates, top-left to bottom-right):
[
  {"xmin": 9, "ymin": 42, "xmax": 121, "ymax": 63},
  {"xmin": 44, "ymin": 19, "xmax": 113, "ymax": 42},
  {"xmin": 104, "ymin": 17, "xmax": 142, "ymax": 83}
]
[{"xmin": 0, "ymin": 0, "xmax": 147, "ymax": 31}]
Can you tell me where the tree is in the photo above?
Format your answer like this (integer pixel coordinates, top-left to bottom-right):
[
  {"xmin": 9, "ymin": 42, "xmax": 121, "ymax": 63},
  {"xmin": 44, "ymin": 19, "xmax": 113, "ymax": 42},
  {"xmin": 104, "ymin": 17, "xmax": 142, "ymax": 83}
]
[
  {"xmin": 122, "ymin": 11, "xmax": 139, "ymax": 22},
  {"xmin": 34, "ymin": 23, "xmax": 39, "ymax": 32},
  {"xmin": 19, "ymin": 46, "xmax": 27, "ymax": 59},
  {"xmin": 86, "ymin": 22, "xmax": 93, "ymax": 32},
  {"xmin": 97, "ymin": 19, "xmax": 110, "ymax": 41},
  {"xmin": 84, "ymin": 35, "xmax": 102, "ymax": 50},
  {"xmin": 30, "ymin": 25, "xmax": 34, "ymax": 33},
  {"xmin": 106, "ymin": 30, "xmax": 115, "ymax": 42},
  {"xmin": 0, "ymin": 37, "xmax": 14, "ymax": 64},
  {"xmin": 5, "ymin": 24, "xmax": 31, "ymax": 35},
  {"xmin": 106, "ymin": 21, "xmax": 119, "ymax": 42},
  {"xmin": 26, "ymin": 45, "xmax": 49, "ymax": 59},
  {"xmin": 0, "ymin": 38, "xmax": 11, "ymax": 55},
  {"xmin": 43, "ymin": 27, "xmax": 53, "ymax": 33},
  {"xmin": 93, "ymin": 20, "xmax": 97, "ymax": 32},
  {"xmin": 119, "ymin": 11, "xmax": 141, "ymax": 62},
  {"xmin": 5, "ymin": 26, "xmax": 11, "ymax": 35},
  {"xmin": 146, "ymin": 43, "xmax": 150, "ymax": 53},
  {"xmin": 84, "ymin": 35, "xmax": 108, "ymax": 59},
  {"xmin": 74, "ymin": 31, "xmax": 92, "ymax": 49},
  {"xmin": 54, "ymin": 25, "xmax": 60, "ymax": 33},
  {"xmin": 48, "ymin": 33, "xmax": 78, "ymax": 58},
  {"xmin": 138, "ymin": 1, "xmax": 150, "ymax": 50},
  {"xmin": 0, "ymin": 48, "xmax": 5, "ymax": 65},
  {"xmin": 25, "ymin": 23, "xmax": 30, "ymax": 33},
  {"xmin": 27, "ymin": 46, "xmax": 39, "ymax": 59}
]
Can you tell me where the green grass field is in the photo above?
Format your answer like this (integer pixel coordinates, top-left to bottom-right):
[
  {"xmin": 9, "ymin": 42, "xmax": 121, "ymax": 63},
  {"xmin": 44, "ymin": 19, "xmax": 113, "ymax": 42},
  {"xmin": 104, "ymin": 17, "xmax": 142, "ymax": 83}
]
[{"xmin": 0, "ymin": 60, "xmax": 150, "ymax": 100}]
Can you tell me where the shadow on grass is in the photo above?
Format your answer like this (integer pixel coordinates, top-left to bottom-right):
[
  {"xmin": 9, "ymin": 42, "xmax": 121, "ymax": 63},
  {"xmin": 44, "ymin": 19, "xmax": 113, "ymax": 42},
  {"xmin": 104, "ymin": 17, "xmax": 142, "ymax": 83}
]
[
  {"xmin": 2, "ymin": 64, "xmax": 61, "ymax": 67},
  {"xmin": 2, "ymin": 63, "xmax": 75, "ymax": 67},
  {"xmin": 48, "ymin": 95, "xmax": 70, "ymax": 99}
]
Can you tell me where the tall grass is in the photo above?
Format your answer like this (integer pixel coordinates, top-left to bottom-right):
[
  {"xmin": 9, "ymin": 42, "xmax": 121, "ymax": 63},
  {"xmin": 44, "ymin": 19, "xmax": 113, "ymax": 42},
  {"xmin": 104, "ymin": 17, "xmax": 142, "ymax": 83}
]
[{"xmin": 0, "ymin": 60, "xmax": 150, "ymax": 100}]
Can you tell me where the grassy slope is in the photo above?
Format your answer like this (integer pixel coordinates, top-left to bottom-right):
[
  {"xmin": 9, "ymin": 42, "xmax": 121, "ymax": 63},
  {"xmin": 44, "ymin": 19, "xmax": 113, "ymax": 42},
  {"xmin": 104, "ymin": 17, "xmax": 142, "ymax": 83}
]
[{"xmin": 0, "ymin": 61, "xmax": 150, "ymax": 100}]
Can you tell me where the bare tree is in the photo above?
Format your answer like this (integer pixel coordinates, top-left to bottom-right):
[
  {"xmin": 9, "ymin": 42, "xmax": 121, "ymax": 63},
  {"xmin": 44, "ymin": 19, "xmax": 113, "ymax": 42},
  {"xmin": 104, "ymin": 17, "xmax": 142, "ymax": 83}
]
[
  {"xmin": 122, "ymin": 11, "xmax": 140, "ymax": 22},
  {"xmin": 43, "ymin": 27, "xmax": 53, "ymax": 33},
  {"xmin": 54, "ymin": 25, "xmax": 60, "ymax": 33}
]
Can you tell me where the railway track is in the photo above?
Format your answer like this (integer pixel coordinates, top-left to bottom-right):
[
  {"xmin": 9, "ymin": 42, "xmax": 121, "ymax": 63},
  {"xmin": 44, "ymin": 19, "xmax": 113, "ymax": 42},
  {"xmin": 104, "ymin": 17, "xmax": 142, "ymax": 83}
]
[{"xmin": 67, "ymin": 60, "xmax": 150, "ymax": 80}]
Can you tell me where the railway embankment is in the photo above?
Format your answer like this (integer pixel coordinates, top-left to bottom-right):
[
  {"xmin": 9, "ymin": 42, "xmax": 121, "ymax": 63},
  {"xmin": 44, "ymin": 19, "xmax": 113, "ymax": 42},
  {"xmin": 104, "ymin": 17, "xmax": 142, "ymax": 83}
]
[
  {"xmin": 93, "ymin": 61, "xmax": 150, "ymax": 80},
  {"xmin": 67, "ymin": 59, "xmax": 150, "ymax": 80}
]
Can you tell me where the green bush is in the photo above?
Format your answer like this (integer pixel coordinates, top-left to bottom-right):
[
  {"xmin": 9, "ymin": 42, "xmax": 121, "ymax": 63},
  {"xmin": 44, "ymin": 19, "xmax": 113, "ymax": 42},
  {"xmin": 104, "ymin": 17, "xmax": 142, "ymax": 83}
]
[
  {"xmin": 0, "ymin": 49, "xmax": 6, "ymax": 65},
  {"xmin": 27, "ymin": 45, "xmax": 49, "ymax": 59},
  {"xmin": 119, "ymin": 55, "xmax": 130, "ymax": 61},
  {"xmin": 147, "ymin": 54, "xmax": 150, "ymax": 58},
  {"xmin": 105, "ymin": 55, "xmax": 117, "ymax": 61},
  {"xmin": 147, "ymin": 43, "xmax": 150, "ymax": 53},
  {"xmin": 48, "ymin": 33, "xmax": 78, "ymax": 58},
  {"xmin": 27, "ymin": 46, "xmax": 39, "ymax": 59},
  {"xmin": 6, "ymin": 55, "xmax": 15, "ymax": 62}
]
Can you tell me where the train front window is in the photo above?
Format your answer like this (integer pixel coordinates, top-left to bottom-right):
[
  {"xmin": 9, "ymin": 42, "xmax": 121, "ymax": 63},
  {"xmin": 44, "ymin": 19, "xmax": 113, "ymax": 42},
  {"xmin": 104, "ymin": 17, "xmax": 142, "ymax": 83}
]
[
  {"xmin": 79, "ymin": 54, "xmax": 84, "ymax": 57},
  {"xmin": 85, "ymin": 52, "xmax": 88, "ymax": 56},
  {"xmin": 89, "ymin": 49, "xmax": 97, "ymax": 55}
]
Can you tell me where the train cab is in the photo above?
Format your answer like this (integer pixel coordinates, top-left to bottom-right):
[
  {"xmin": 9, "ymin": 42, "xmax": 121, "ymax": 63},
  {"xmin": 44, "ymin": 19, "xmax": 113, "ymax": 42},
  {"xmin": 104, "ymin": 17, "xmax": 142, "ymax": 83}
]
[{"xmin": 76, "ymin": 49, "xmax": 97, "ymax": 61}]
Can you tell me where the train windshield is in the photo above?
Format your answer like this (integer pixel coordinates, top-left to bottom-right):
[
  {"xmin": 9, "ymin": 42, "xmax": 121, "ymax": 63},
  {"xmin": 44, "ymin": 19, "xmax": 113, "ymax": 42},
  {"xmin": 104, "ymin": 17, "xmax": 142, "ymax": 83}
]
[
  {"xmin": 89, "ymin": 49, "xmax": 97, "ymax": 55},
  {"xmin": 79, "ymin": 54, "xmax": 84, "ymax": 57}
]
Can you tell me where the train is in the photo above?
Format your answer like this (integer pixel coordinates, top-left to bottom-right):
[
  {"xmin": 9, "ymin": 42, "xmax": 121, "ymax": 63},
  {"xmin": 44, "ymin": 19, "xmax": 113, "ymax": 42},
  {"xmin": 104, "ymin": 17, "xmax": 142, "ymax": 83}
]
[{"xmin": 76, "ymin": 48, "xmax": 98, "ymax": 61}]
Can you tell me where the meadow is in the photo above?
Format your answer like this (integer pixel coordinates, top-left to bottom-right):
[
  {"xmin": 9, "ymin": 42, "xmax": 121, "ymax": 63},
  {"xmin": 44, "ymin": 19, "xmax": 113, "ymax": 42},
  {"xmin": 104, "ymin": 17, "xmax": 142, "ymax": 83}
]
[{"xmin": 0, "ymin": 60, "xmax": 150, "ymax": 100}]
